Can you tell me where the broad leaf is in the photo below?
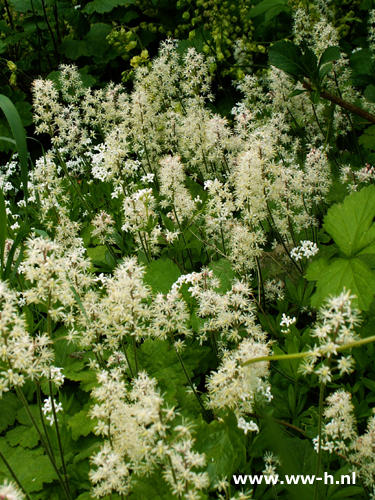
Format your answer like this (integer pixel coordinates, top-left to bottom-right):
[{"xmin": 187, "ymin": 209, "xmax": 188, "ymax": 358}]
[
  {"xmin": 0, "ymin": 438, "xmax": 57, "ymax": 492},
  {"xmin": 67, "ymin": 370, "xmax": 98, "ymax": 392},
  {"xmin": 323, "ymin": 185, "xmax": 375, "ymax": 257},
  {"xmin": 319, "ymin": 46, "xmax": 341, "ymax": 66},
  {"xmin": 138, "ymin": 339, "xmax": 209, "ymax": 386},
  {"xmin": 269, "ymin": 41, "xmax": 306, "ymax": 78},
  {"xmin": 83, "ymin": 0, "xmax": 135, "ymax": 14},
  {"xmin": 247, "ymin": 0, "xmax": 289, "ymax": 19},
  {"xmin": 365, "ymin": 84, "xmax": 375, "ymax": 103},
  {"xmin": 350, "ymin": 48, "xmax": 373, "ymax": 76},
  {"xmin": 6, "ymin": 424, "xmax": 39, "ymax": 448},
  {"xmin": 208, "ymin": 258, "xmax": 237, "ymax": 293},
  {"xmin": 194, "ymin": 412, "xmax": 246, "ymax": 486},
  {"xmin": 359, "ymin": 125, "xmax": 375, "ymax": 150},
  {"xmin": 68, "ymin": 404, "xmax": 97, "ymax": 441},
  {"xmin": 307, "ymin": 258, "xmax": 375, "ymax": 311},
  {"xmin": 299, "ymin": 47, "xmax": 319, "ymax": 82},
  {"xmin": 129, "ymin": 470, "xmax": 175, "ymax": 499},
  {"xmin": 144, "ymin": 258, "xmax": 181, "ymax": 294},
  {"xmin": 0, "ymin": 392, "xmax": 22, "ymax": 432}
]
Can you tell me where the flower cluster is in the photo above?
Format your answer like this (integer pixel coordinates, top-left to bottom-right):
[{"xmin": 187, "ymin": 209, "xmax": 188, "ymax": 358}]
[
  {"xmin": 42, "ymin": 397, "xmax": 64, "ymax": 426},
  {"xmin": 300, "ymin": 290, "xmax": 361, "ymax": 382},
  {"xmin": 314, "ymin": 390, "xmax": 357, "ymax": 454},
  {"xmin": 263, "ymin": 452, "xmax": 281, "ymax": 480},
  {"xmin": 91, "ymin": 211, "xmax": 116, "ymax": 245},
  {"xmin": 206, "ymin": 336, "xmax": 272, "ymax": 420},
  {"xmin": 75, "ymin": 257, "xmax": 150, "ymax": 352},
  {"xmin": 26, "ymin": 36, "xmax": 335, "ymax": 280},
  {"xmin": 0, "ymin": 281, "xmax": 54, "ymax": 396},
  {"xmin": 316, "ymin": 389, "xmax": 375, "ymax": 500},
  {"xmin": 0, "ymin": 480, "xmax": 25, "ymax": 500},
  {"xmin": 341, "ymin": 164, "xmax": 375, "ymax": 191},
  {"xmin": 42, "ymin": 366, "xmax": 65, "ymax": 388},
  {"xmin": 90, "ymin": 370, "xmax": 209, "ymax": 499},
  {"xmin": 290, "ymin": 241, "xmax": 319, "ymax": 261},
  {"xmin": 280, "ymin": 313, "xmax": 296, "ymax": 334}
]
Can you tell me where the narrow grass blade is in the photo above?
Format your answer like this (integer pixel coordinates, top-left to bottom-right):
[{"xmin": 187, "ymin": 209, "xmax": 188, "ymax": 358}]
[
  {"xmin": 0, "ymin": 95, "xmax": 29, "ymax": 215},
  {"xmin": 3, "ymin": 227, "xmax": 30, "ymax": 281}
]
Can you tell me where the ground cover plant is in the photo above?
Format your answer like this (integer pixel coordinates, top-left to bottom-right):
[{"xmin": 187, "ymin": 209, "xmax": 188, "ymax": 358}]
[{"xmin": 3, "ymin": 1, "xmax": 375, "ymax": 500}]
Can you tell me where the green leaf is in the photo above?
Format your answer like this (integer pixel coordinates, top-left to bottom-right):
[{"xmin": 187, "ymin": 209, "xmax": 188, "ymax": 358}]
[
  {"xmin": 3, "ymin": 227, "xmax": 31, "ymax": 282},
  {"xmin": 319, "ymin": 62, "xmax": 333, "ymax": 82},
  {"xmin": 194, "ymin": 412, "xmax": 246, "ymax": 486},
  {"xmin": 67, "ymin": 370, "xmax": 98, "ymax": 392},
  {"xmin": 9, "ymin": 0, "xmax": 42, "ymax": 11},
  {"xmin": 6, "ymin": 424, "xmax": 39, "ymax": 448},
  {"xmin": 288, "ymin": 89, "xmax": 307, "ymax": 98},
  {"xmin": 323, "ymin": 185, "xmax": 375, "ymax": 257},
  {"xmin": 83, "ymin": 0, "xmax": 135, "ymax": 14},
  {"xmin": 359, "ymin": 125, "xmax": 375, "ymax": 150},
  {"xmin": 361, "ymin": 377, "xmax": 375, "ymax": 392},
  {"xmin": 47, "ymin": 67, "xmax": 96, "ymax": 89},
  {"xmin": 0, "ymin": 438, "xmax": 57, "ymax": 492},
  {"xmin": 310, "ymin": 90, "xmax": 321, "ymax": 104},
  {"xmin": 0, "ymin": 392, "xmax": 23, "ymax": 432},
  {"xmin": 144, "ymin": 258, "xmax": 181, "ymax": 294},
  {"xmin": 265, "ymin": 4, "xmax": 290, "ymax": 22},
  {"xmin": 269, "ymin": 41, "xmax": 306, "ymax": 78},
  {"xmin": 365, "ymin": 84, "xmax": 375, "ymax": 103},
  {"xmin": 319, "ymin": 46, "xmax": 341, "ymax": 66},
  {"xmin": 0, "ymin": 94, "xmax": 29, "ymax": 212},
  {"xmin": 299, "ymin": 47, "xmax": 319, "ymax": 82},
  {"xmin": 350, "ymin": 48, "xmax": 373, "ymax": 75},
  {"xmin": 67, "ymin": 459, "xmax": 92, "ymax": 493},
  {"xmin": 138, "ymin": 339, "xmax": 209, "ymax": 386},
  {"xmin": 129, "ymin": 470, "xmax": 175, "ymax": 499},
  {"xmin": 73, "ymin": 438, "xmax": 101, "ymax": 464},
  {"xmin": 59, "ymin": 24, "xmax": 112, "ymax": 60},
  {"xmin": 326, "ymin": 464, "xmax": 364, "ymax": 499},
  {"xmin": 68, "ymin": 403, "xmax": 97, "ymax": 440},
  {"xmin": 86, "ymin": 245, "xmax": 107, "ymax": 263},
  {"xmin": 208, "ymin": 258, "xmax": 237, "ymax": 293},
  {"xmin": 247, "ymin": 0, "xmax": 290, "ymax": 19},
  {"xmin": 308, "ymin": 258, "xmax": 375, "ymax": 311}
]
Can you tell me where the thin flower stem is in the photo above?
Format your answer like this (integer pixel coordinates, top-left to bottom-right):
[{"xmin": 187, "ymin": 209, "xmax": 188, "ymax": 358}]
[
  {"xmin": 54, "ymin": 147, "xmax": 118, "ymax": 263},
  {"xmin": 49, "ymin": 380, "xmax": 71, "ymax": 498},
  {"xmin": 15, "ymin": 388, "xmax": 72, "ymax": 500},
  {"xmin": 170, "ymin": 334, "xmax": 211, "ymax": 421},
  {"xmin": 314, "ymin": 382, "xmax": 326, "ymax": 500},
  {"xmin": 248, "ymin": 412, "xmax": 306, "ymax": 436},
  {"xmin": 40, "ymin": 0, "xmax": 59, "ymax": 62},
  {"xmin": 166, "ymin": 454, "xmax": 179, "ymax": 490},
  {"xmin": 255, "ymin": 256, "xmax": 265, "ymax": 309},
  {"xmin": 121, "ymin": 338, "xmax": 135, "ymax": 379},
  {"xmin": 272, "ymin": 484, "xmax": 279, "ymax": 500},
  {"xmin": 0, "ymin": 448, "xmax": 32, "ymax": 500},
  {"xmin": 265, "ymin": 200, "xmax": 303, "ymax": 275},
  {"xmin": 302, "ymin": 80, "xmax": 375, "ymax": 124},
  {"xmin": 132, "ymin": 337, "xmax": 139, "ymax": 376},
  {"xmin": 36, "ymin": 384, "xmax": 56, "ymax": 461},
  {"xmin": 45, "ymin": 297, "xmax": 69, "ymax": 488},
  {"xmin": 172, "ymin": 205, "xmax": 194, "ymax": 269},
  {"xmin": 242, "ymin": 335, "xmax": 375, "ymax": 367}
]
